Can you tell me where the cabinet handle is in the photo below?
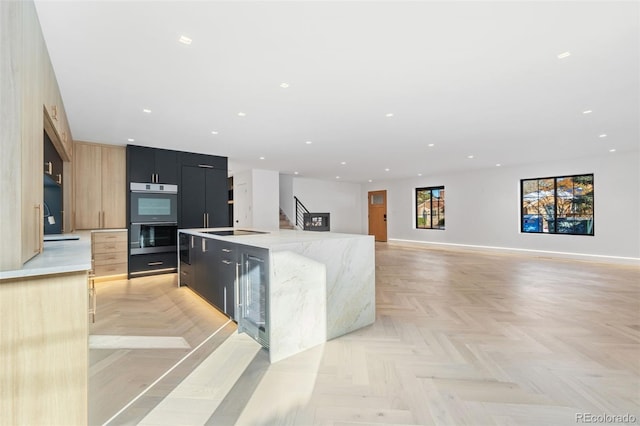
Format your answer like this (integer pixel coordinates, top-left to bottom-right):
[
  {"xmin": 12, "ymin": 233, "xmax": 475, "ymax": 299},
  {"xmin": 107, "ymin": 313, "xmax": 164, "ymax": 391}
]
[
  {"xmin": 190, "ymin": 235, "xmax": 194, "ymax": 248},
  {"xmin": 198, "ymin": 164, "xmax": 213, "ymax": 169},
  {"xmin": 222, "ymin": 248, "xmax": 231, "ymax": 253},
  {"xmin": 45, "ymin": 161, "xmax": 52, "ymax": 175},
  {"xmin": 56, "ymin": 173, "xmax": 62, "ymax": 184},
  {"xmin": 148, "ymin": 261, "xmax": 164, "ymax": 266},
  {"xmin": 206, "ymin": 213, "xmax": 209, "ymax": 228},
  {"xmin": 51, "ymin": 105, "xmax": 58, "ymax": 120},
  {"xmin": 202, "ymin": 239, "xmax": 207, "ymax": 252},
  {"xmin": 35, "ymin": 204, "xmax": 43, "ymax": 253},
  {"xmin": 222, "ymin": 260, "xmax": 232, "ymax": 265},
  {"xmin": 235, "ymin": 262, "xmax": 241, "ymax": 320},
  {"xmin": 203, "ymin": 213, "xmax": 207, "ymax": 228}
]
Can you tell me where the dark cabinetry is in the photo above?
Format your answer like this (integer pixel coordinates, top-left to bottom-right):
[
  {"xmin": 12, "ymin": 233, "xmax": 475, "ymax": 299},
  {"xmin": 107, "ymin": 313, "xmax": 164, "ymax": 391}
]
[
  {"xmin": 179, "ymin": 232, "xmax": 238, "ymax": 320},
  {"xmin": 129, "ymin": 252, "xmax": 177, "ymax": 276},
  {"xmin": 127, "ymin": 145, "xmax": 178, "ymax": 184},
  {"xmin": 180, "ymin": 166, "xmax": 228, "ymax": 228}
]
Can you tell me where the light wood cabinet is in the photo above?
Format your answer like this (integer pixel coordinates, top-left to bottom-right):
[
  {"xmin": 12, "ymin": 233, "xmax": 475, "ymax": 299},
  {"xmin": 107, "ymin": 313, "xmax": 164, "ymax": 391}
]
[
  {"xmin": 0, "ymin": 271, "xmax": 89, "ymax": 425},
  {"xmin": 92, "ymin": 230, "xmax": 128, "ymax": 277},
  {"xmin": 0, "ymin": 0, "xmax": 73, "ymax": 271},
  {"xmin": 74, "ymin": 142, "xmax": 126, "ymax": 230}
]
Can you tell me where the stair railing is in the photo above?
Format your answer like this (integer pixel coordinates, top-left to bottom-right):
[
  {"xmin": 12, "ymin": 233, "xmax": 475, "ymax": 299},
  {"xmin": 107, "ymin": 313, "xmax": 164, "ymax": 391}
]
[{"xmin": 294, "ymin": 196, "xmax": 310, "ymax": 229}]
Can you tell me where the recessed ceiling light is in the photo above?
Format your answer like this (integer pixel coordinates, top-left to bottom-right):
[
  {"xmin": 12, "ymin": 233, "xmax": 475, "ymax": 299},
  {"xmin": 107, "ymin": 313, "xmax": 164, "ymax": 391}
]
[
  {"xmin": 336, "ymin": 176, "xmax": 340, "ymax": 179},
  {"xmin": 294, "ymin": 171, "xmax": 299, "ymax": 175},
  {"xmin": 467, "ymin": 155, "xmax": 474, "ymax": 159},
  {"xmin": 179, "ymin": 35, "xmax": 192, "ymax": 45},
  {"xmin": 368, "ymin": 179, "xmax": 373, "ymax": 183},
  {"xmin": 280, "ymin": 83, "xmax": 289, "ymax": 88},
  {"xmin": 599, "ymin": 134, "xmax": 607, "ymax": 138},
  {"xmin": 609, "ymin": 148, "xmax": 616, "ymax": 152},
  {"xmin": 238, "ymin": 112, "xmax": 246, "ymax": 117},
  {"xmin": 384, "ymin": 168, "xmax": 390, "ymax": 172},
  {"xmin": 496, "ymin": 163, "xmax": 502, "ymax": 167},
  {"xmin": 418, "ymin": 173, "xmax": 422, "ymax": 176},
  {"xmin": 557, "ymin": 51, "xmax": 571, "ymax": 59},
  {"xmin": 341, "ymin": 161, "xmax": 346, "ymax": 165},
  {"xmin": 259, "ymin": 156, "xmax": 265, "ymax": 160},
  {"xmin": 127, "ymin": 138, "xmax": 135, "ymax": 142},
  {"xmin": 583, "ymin": 110, "xmax": 593, "ymax": 114},
  {"xmin": 305, "ymin": 141, "xmax": 312, "ymax": 145},
  {"xmin": 211, "ymin": 131, "xmax": 219, "ymax": 135},
  {"xmin": 385, "ymin": 113, "xmax": 394, "ymax": 117},
  {"xmin": 143, "ymin": 108, "xmax": 151, "ymax": 114},
  {"xmin": 428, "ymin": 143, "xmax": 434, "ymax": 147}
]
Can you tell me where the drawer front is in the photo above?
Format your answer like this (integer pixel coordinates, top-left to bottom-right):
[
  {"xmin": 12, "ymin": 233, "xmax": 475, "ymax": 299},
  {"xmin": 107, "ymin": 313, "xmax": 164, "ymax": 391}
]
[
  {"xmin": 94, "ymin": 262, "xmax": 128, "ymax": 277},
  {"xmin": 94, "ymin": 252, "xmax": 128, "ymax": 266},
  {"xmin": 179, "ymin": 262, "xmax": 193, "ymax": 286},
  {"xmin": 93, "ymin": 240, "xmax": 128, "ymax": 254},
  {"xmin": 129, "ymin": 252, "xmax": 177, "ymax": 274},
  {"xmin": 93, "ymin": 231, "xmax": 127, "ymax": 244}
]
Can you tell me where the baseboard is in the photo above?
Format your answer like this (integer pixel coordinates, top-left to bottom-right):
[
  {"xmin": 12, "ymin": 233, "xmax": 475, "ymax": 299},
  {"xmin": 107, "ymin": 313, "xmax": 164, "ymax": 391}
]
[{"xmin": 388, "ymin": 238, "xmax": 640, "ymax": 266}]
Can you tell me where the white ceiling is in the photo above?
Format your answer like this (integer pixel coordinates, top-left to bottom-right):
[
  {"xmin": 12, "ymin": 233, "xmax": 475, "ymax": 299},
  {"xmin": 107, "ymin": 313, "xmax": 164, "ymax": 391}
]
[{"xmin": 34, "ymin": 1, "xmax": 639, "ymax": 182}]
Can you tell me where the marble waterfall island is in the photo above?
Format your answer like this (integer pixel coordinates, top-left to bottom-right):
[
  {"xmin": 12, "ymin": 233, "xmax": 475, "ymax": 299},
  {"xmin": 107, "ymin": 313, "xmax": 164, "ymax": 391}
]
[{"xmin": 178, "ymin": 228, "xmax": 375, "ymax": 363}]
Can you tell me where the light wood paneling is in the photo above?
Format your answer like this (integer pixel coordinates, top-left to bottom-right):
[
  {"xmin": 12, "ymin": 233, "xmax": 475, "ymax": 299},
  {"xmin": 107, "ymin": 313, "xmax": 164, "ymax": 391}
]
[
  {"xmin": 0, "ymin": 0, "xmax": 24, "ymax": 270},
  {"xmin": 74, "ymin": 142, "xmax": 102, "ymax": 229},
  {"xmin": 101, "ymin": 145, "xmax": 126, "ymax": 229},
  {"xmin": 1, "ymin": 0, "xmax": 73, "ymax": 270},
  {"xmin": 0, "ymin": 271, "xmax": 88, "ymax": 426},
  {"xmin": 74, "ymin": 142, "xmax": 126, "ymax": 230}
]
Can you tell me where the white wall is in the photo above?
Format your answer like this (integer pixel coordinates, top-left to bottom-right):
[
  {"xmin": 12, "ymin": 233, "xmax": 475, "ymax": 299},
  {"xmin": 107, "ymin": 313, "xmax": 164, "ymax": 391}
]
[
  {"xmin": 252, "ymin": 169, "xmax": 280, "ymax": 231},
  {"xmin": 362, "ymin": 153, "xmax": 640, "ymax": 260},
  {"xmin": 293, "ymin": 177, "xmax": 364, "ymax": 234},
  {"xmin": 233, "ymin": 169, "xmax": 280, "ymax": 231},
  {"xmin": 279, "ymin": 173, "xmax": 294, "ymax": 222}
]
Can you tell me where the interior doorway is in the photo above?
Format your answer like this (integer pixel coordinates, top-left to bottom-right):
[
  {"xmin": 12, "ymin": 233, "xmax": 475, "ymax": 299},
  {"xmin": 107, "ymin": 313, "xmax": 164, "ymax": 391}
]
[{"xmin": 368, "ymin": 190, "xmax": 387, "ymax": 242}]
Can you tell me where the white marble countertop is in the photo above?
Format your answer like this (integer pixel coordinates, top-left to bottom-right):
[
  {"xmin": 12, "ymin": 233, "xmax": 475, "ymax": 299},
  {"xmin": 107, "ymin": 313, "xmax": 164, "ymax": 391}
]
[
  {"xmin": 0, "ymin": 231, "xmax": 92, "ymax": 281},
  {"xmin": 179, "ymin": 227, "xmax": 370, "ymax": 250}
]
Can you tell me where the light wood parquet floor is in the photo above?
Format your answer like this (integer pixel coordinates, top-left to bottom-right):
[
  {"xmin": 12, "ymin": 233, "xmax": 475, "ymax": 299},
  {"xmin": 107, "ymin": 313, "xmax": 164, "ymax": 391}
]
[
  {"xmin": 221, "ymin": 243, "xmax": 640, "ymax": 425},
  {"xmin": 93, "ymin": 243, "xmax": 640, "ymax": 426}
]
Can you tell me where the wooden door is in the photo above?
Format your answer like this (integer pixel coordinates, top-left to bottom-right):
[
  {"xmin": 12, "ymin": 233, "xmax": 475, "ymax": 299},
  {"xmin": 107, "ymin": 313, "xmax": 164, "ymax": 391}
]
[
  {"xmin": 368, "ymin": 190, "xmax": 387, "ymax": 242},
  {"xmin": 101, "ymin": 145, "xmax": 126, "ymax": 228},
  {"xmin": 74, "ymin": 143, "xmax": 102, "ymax": 229}
]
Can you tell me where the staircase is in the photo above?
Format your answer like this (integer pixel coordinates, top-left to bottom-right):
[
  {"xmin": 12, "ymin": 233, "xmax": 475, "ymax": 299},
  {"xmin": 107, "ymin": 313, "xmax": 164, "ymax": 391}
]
[{"xmin": 279, "ymin": 209, "xmax": 295, "ymax": 230}]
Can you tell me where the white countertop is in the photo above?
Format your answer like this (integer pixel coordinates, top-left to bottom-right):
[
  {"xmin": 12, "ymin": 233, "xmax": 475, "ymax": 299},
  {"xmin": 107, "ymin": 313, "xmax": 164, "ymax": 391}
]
[
  {"xmin": 179, "ymin": 228, "xmax": 370, "ymax": 249},
  {"xmin": 0, "ymin": 231, "xmax": 92, "ymax": 280}
]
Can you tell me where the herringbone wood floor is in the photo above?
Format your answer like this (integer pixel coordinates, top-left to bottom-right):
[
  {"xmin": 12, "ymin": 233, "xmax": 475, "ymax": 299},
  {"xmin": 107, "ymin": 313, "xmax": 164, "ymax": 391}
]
[
  {"xmin": 91, "ymin": 244, "xmax": 640, "ymax": 426},
  {"xmin": 228, "ymin": 243, "xmax": 640, "ymax": 425}
]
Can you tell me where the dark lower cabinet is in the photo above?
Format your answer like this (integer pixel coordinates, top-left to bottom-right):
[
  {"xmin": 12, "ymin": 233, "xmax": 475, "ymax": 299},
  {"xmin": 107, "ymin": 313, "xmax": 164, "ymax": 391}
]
[
  {"xmin": 129, "ymin": 252, "xmax": 177, "ymax": 277},
  {"xmin": 178, "ymin": 232, "xmax": 239, "ymax": 320}
]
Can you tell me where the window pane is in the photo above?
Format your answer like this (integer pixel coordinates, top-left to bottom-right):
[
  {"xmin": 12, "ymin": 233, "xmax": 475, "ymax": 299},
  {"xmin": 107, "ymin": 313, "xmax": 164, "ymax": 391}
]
[
  {"xmin": 521, "ymin": 174, "xmax": 593, "ymax": 235},
  {"xmin": 371, "ymin": 194, "xmax": 384, "ymax": 205},
  {"xmin": 416, "ymin": 186, "xmax": 445, "ymax": 230}
]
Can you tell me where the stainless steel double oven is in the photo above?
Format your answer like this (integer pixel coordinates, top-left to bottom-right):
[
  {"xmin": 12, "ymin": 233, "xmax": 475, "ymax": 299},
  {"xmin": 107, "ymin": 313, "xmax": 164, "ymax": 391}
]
[{"xmin": 130, "ymin": 182, "xmax": 178, "ymax": 256}]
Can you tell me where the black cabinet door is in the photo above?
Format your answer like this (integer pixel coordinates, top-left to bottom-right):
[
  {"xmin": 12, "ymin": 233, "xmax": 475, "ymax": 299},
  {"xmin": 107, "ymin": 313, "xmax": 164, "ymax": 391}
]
[
  {"xmin": 127, "ymin": 145, "xmax": 178, "ymax": 184},
  {"xmin": 180, "ymin": 166, "xmax": 206, "ymax": 228},
  {"xmin": 205, "ymin": 168, "xmax": 229, "ymax": 228},
  {"xmin": 179, "ymin": 152, "xmax": 227, "ymax": 170},
  {"xmin": 127, "ymin": 145, "xmax": 157, "ymax": 183},
  {"xmin": 155, "ymin": 149, "xmax": 178, "ymax": 184}
]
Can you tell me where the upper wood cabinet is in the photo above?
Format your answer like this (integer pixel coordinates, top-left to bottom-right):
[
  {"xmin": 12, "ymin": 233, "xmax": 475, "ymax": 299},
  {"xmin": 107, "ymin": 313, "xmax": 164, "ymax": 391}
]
[
  {"xmin": 74, "ymin": 142, "xmax": 126, "ymax": 230},
  {"xmin": 127, "ymin": 145, "xmax": 178, "ymax": 184}
]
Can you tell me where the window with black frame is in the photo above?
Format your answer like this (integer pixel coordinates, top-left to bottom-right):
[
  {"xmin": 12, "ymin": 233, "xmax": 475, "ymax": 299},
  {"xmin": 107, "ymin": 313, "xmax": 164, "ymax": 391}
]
[
  {"xmin": 416, "ymin": 186, "xmax": 445, "ymax": 229},
  {"xmin": 520, "ymin": 174, "xmax": 594, "ymax": 235}
]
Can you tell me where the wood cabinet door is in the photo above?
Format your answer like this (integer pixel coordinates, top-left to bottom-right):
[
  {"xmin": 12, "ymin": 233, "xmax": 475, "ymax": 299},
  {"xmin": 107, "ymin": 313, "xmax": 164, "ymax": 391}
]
[
  {"xmin": 74, "ymin": 143, "xmax": 102, "ymax": 229},
  {"xmin": 101, "ymin": 146, "xmax": 126, "ymax": 228}
]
